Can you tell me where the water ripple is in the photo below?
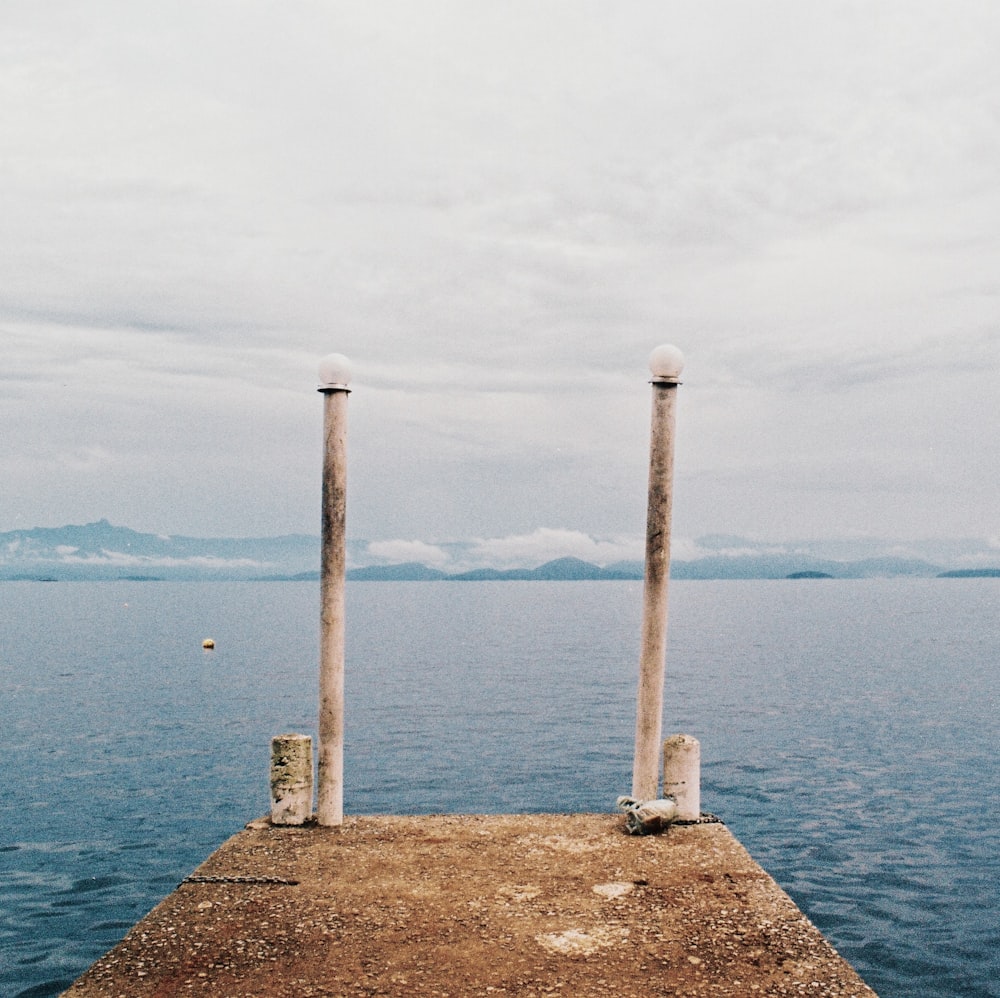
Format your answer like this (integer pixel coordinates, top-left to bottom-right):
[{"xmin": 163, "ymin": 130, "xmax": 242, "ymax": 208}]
[{"xmin": 0, "ymin": 579, "xmax": 997, "ymax": 998}]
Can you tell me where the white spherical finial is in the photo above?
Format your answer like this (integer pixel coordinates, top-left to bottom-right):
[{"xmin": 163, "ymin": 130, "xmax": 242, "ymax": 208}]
[
  {"xmin": 649, "ymin": 344, "xmax": 685, "ymax": 382},
  {"xmin": 318, "ymin": 353, "xmax": 352, "ymax": 389}
]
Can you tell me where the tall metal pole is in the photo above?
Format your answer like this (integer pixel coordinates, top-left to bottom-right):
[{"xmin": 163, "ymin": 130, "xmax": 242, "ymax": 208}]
[
  {"xmin": 317, "ymin": 352, "xmax": 352, "ymax": 826},
  {"xmin": 632, "ymin": 344, "xmax": 684, "ymax": 801}
]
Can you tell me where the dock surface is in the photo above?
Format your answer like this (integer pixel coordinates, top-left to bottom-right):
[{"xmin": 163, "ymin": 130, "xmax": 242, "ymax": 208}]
[{"xmin": 63, "ymin": 813, "xmax": 877, "ymax": 997}]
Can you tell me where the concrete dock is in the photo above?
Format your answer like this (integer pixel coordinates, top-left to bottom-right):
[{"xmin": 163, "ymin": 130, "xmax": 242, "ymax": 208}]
[{"xmin": 63, "ymin": 813, "xmax": 877, "ymax": 997}]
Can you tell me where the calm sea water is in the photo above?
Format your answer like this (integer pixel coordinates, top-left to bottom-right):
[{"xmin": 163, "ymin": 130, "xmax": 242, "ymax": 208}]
[{"xmin": 1, "ymin": 579, "xmax": 997, "ymax": 997}]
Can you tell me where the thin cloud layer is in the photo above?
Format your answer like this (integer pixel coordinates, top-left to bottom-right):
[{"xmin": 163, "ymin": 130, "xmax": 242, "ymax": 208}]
[
  {"xmin": 466, "ymin": 529, "xmax": 644, "ymax": 571},
  {"xmin": 366, "ymin": 539, "xmax": 451, "ymax": 568},
  {"xmin": 360, "ymin": 529, "xmax": 644, "ymax": 574}
]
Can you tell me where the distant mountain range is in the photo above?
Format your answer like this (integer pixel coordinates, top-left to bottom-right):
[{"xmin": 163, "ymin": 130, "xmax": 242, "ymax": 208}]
[
  {"xmin": 347, "ymin": 557, "xmax": 642, "ymax": 582},
  {"xmin": 347, "ymin": 557, "xmax": 1000, "ymax": 581},
  {"xmin": 1, "ymin": 520, "xmax": 998, "ymax": 581},
  {"xmin": 0, "ymin": 520, "xmax": 318, "ymax": 581}
]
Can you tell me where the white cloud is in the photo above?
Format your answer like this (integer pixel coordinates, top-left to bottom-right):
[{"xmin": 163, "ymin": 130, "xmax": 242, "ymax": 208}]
[
  {"xmin": 366, "ymin": 539, "xmax": 450, "ymax": 567},
  {"xmin": 466, "ymin": 528, "xmax": 643, "ymax": 569},
  {"xmin": 668, "ymin": 537, "xmax": 791, "ymax": 562},
  {"xmin": 55, "ymin": 551, "xmax": 266, "ymax": 570},
  {"xmin": 0, "ymin": 537, "xmax": 268, "ymax": 572},
  {"xmin": 667, "ymin": 537, "xmax": 707, "ymax": 563}
]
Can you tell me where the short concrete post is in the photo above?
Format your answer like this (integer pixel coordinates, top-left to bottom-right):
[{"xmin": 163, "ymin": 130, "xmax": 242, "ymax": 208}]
[
  {"xmin": 317, "ymin": 353, "xmax": 352, "ymax": 827},
  {"xmin": 632, "ymin": 344, "xmax": 684, "ymax": 801},
  {"xmin": 663, "ymin": 734, "xmax": 700, "ymax": 820},
  {"xmin": 270, "ymin": 734, "xmax": 314, "ymax": 825}
]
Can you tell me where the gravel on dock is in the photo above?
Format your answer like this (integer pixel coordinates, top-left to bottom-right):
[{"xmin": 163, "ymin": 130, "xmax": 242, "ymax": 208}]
[{"xmin": 63, "ymin": 813, "xmax": 878, "ymax": 997}]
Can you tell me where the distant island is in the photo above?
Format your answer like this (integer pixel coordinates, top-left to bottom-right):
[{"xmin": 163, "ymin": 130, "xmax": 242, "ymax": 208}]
[
  {"xmin": 936, "ymin": 568, "xmax": 1000, "ymax": 578},
  {"xmin": 2, "ymin": 520, "xmax": 999, "ymax": 582}
]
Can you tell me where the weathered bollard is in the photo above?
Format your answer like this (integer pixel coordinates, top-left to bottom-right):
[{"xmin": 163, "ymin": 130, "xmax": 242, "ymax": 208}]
[
  {"xmin": 663, "ymin": 733, "xmax": 700, "ymax": 820},
  {"xmin": 270, "ymin": 734, "xmax": 314, "ymax": 825},
  {"xmin": 317, "ymin": 352, "xmax": 351, "ymax": 827},
  {"xmin": 632, "ymin": 345, "xmax": 684, "ymax": 801}
]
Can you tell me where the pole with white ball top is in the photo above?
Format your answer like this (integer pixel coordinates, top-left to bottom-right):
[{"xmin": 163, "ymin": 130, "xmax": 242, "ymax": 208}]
[
  {"xmin": 316, "ymin": 352, "xmax": 352, "ymax": 826},
  {"xmin": 632, "ymin": 345, "xmax": 684, "ymax": 801}
]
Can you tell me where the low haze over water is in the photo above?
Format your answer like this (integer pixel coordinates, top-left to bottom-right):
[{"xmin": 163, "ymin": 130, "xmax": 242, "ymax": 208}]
[{"xmin": 2, "ymin": 579, "xmax": 998, "ymax": 997}]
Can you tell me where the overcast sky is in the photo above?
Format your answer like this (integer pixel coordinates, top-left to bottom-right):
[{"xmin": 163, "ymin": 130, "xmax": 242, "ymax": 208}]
[{"xmin": 3, "ymin": 1, "xmax": 999, "ymax": 564}]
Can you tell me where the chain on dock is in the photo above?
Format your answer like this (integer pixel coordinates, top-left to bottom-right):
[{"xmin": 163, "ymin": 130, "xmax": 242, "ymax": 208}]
[
  {"xmin": 675, "ymin": 812, "xmax": 724, "ymax": 825},
  {"xmin": 181, "ymin": 874, "xmax": 300, "ymax": 886},
  {"xmin": 181, "ymin": 813, "xmax": 724, "ymax": 886}
]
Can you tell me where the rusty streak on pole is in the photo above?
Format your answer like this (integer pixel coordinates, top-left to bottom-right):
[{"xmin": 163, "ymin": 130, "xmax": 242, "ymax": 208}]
[
  {"xmin": 317, "ymin": 353, "xmax": 352, "ymax": 826},
  {"xmin": 632, "ymin": 344, "xmax": 684, "ymax": 801}
]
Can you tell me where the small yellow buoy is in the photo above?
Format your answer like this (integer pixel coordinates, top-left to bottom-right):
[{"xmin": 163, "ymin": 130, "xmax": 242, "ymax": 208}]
[{"xmin": 202, "ymin": 638, "xmax": 215, "ymax": 650}]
